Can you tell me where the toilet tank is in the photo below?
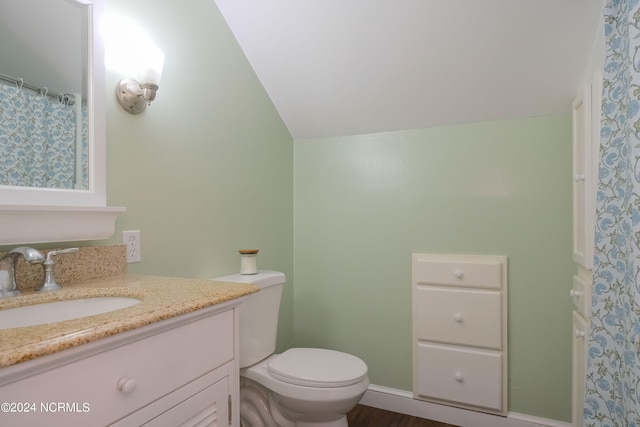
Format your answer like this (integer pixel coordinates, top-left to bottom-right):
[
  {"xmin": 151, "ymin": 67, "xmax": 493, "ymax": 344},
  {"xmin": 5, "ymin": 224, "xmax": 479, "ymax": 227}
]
[{"xmin": 213, "ymin": 270, "xmax": 285, "ymax": 368}]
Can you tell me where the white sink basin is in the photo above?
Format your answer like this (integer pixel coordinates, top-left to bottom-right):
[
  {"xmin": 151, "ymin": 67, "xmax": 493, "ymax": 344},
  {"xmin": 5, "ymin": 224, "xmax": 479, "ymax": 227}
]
[{"xmin": 0, "ymin": 297, "xmax": 142, "ymax": 329}]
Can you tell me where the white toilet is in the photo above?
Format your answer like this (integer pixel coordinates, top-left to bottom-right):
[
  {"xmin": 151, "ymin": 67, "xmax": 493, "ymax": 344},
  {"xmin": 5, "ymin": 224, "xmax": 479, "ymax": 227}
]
[{"xmin": 214, "ymin": 270, "xmax": 369, "ymax": 427}]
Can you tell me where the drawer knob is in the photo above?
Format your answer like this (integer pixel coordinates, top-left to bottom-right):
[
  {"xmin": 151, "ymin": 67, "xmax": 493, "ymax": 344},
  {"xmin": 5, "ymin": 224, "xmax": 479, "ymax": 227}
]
[
  {"xmin": 117, "ymin": 377, "xmax": 137, "ymax": 394},
  {"xmin": 575, "ymin": 174, "xmax": 585, "ymax": 182},
  {"xmin": 453, "ymin": 313, "xmax": 464, "ymax": 323},
  {"xmin": 453, "ymin": 270, "xmax": 464, "ymax": 279},
  {"xmin": 570, "ymin": 290, "xmax": 582, "ymax": 298},
  {"xmin": 454, "ymin": 372, "xmax": 464, "ymax": 383},
  {"xmin": 575, "ymin": 329, "xmax": 586, "ymax": 339}
]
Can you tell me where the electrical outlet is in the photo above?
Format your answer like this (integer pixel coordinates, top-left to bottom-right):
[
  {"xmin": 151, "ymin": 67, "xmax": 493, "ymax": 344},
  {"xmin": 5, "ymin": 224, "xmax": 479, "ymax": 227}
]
[{"xmin": 122, "ymin": 230, "xmax": 141, "ymax": 263}]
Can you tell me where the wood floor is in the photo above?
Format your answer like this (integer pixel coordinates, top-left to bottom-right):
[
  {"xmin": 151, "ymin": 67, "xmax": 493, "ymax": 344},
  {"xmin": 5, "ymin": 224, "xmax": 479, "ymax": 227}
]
[{"xmin": 347, "ymin": 405, "xmax": 459, "ymax": 427}]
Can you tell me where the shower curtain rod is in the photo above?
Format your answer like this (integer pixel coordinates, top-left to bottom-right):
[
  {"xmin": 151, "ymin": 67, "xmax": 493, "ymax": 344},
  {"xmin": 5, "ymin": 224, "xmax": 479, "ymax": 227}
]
[{"xmin": 0, "ymin": 71, "xmax": 75, "ymax": 105}]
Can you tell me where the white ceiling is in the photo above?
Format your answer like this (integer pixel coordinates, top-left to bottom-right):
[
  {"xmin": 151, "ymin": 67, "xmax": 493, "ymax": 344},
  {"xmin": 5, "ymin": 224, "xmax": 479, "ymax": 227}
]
[{"xmin": 215, "ymin": 0, "xmax": 603, "ymax": 139}]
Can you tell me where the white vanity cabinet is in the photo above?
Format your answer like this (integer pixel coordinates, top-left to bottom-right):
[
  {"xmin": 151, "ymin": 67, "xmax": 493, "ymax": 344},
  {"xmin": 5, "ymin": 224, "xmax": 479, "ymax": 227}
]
[
  {"xmin": 412, "ymin": 254, "xmax": 508, "ymax": 415},
  {"xmin": 0, "ymin": 303, "xmax": 240, "ymax": 427}
]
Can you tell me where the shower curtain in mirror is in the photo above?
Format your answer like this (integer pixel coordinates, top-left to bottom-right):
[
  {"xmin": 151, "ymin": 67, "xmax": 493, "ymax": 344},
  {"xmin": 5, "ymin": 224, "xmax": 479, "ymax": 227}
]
[
  {"xmin": 584, "ymin": 0, "xmax": 640, "ymax": 425},
  {"xmin": 0, "ymin": 82, "xmax": 82, "ymax": 189}
]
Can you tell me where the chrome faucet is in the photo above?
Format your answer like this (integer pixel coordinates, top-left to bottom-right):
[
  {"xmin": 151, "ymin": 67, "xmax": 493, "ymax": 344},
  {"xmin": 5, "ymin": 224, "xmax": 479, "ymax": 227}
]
[{"xmin": 0, "ymin": 247, "xmax": 45, "ymax": 297}]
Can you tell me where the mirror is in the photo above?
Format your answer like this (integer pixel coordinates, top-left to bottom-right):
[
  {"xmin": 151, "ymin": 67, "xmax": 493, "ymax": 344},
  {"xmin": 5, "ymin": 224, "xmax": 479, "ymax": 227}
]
[
  {"xmin": 0, "ymin": 0, "xmax": 89, "ymax": 191},
  {"xmin": 0, "ymin": 0, "xmax": 124, "ymax": 246},
  {"xmin": 0, "ymin": 0, "xmax": 105, "ymax": 207}
]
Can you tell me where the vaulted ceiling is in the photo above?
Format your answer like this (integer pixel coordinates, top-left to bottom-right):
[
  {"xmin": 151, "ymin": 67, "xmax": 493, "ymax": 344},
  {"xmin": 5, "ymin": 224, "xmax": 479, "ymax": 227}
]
[{"xmin": 215, "ymin": 0, "xmax": 604, "ymax": 139}]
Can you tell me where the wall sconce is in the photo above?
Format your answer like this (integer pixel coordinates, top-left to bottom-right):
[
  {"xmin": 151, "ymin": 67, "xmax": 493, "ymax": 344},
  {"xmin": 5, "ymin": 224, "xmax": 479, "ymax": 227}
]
[{"xmin": 115, "ymin": 49, "xmax": 164, "ymax": 114}]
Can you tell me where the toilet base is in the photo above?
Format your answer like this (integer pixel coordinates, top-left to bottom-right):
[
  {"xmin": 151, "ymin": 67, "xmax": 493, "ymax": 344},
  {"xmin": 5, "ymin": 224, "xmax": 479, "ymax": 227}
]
[
  {"xmin": 295, "ymin": 417, "xmax": 348, "ymax": 427},
  {"xmin": 240, "ymin": 377, "xmax": 355, "ymax": 427}
]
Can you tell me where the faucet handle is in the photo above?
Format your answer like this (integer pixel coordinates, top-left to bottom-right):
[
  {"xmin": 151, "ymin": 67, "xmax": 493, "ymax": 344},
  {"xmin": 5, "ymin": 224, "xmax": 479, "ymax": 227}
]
[
  {"xmin": 36, "ymin": 248, "xmax": 79, "ymax": 292},
  {"xmin": 45, "ymin": 247, "xmax": 80, "ymax": 262}
]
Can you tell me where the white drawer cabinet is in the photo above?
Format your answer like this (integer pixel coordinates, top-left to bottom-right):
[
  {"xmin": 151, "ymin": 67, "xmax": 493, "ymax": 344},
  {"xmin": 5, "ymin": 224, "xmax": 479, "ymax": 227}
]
[
  {"xmin": 412, "ymin": 253, "xmax": 508, "ymax": 415},
  {"xmin": 0, "ymin": 304, "xmax": 240, "ymax": 427},
  {"xmin": 571, "ymin": 71, "xmax": 600, "ymax": 426}
]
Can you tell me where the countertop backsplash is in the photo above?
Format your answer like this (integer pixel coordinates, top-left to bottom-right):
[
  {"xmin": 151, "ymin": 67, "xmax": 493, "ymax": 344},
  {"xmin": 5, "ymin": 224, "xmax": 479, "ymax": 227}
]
[{"xmin": 0, "ymin": 245, "xmax": 127, "ymax": 292}]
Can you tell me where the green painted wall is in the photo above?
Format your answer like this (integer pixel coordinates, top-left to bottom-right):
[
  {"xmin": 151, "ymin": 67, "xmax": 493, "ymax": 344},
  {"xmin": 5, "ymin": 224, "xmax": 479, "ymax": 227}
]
[
  {"xmin": 99, "ymin": 0, "xmax": 295, "ymax": 351},
  {"xmin": 293, "ymin": 115, "xmax": 575, "ymax": 421},
  {"xmin": 3, "ymin": 0, "xmax": 578, "ymax": 421}
]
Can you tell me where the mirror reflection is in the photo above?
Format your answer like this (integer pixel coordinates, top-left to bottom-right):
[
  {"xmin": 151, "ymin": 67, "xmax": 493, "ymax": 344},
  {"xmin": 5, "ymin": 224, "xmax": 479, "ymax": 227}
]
[{"xmin": 0, "ymin": 0, "xmax": 89, "ymax": 190}]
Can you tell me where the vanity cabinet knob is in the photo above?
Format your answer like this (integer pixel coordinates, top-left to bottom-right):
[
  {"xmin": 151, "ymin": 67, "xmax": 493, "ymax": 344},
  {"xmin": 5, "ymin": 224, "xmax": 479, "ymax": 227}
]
[
  {"xmin": 575, "ymin": 174, "xmax": 585, "ymax": 182},
  {"xmin": 453, "ymin": 313, "xmax": 464, "ymax": 323},
  {"xmin": 117, "ymin": 377, "xmax": 137, "ymax": 394},
  {"xmin": 454, "ymin": 372, "xmax": 464, "ymax": 383},
  {"xmin": 575, "ymin": 329, "xmax": 586, "ymax": 339},
  {"xmin": 453, "ymin": 270, "xmax": 464, "ymax": 279}
]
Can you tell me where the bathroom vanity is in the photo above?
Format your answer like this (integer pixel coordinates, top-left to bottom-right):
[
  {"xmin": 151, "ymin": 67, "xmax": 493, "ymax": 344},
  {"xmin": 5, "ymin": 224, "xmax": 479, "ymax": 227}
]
[{"xmin": 0, "ymin": 275, "xmax": 258, "ymax": 427}]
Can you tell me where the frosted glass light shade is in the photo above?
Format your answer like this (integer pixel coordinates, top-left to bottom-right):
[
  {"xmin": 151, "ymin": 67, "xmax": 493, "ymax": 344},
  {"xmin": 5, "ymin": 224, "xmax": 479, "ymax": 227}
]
[{"xmin": 139, "ymin": 48, "xmax": 165, "ymax": 85}]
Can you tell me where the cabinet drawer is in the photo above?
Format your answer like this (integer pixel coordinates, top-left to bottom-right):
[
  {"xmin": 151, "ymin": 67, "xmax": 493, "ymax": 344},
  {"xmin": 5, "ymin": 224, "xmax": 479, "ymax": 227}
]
[
  {"xmin": 0, "ymin": 310, "xmax": 234, "ymax": 427},
  {"xmin": 414, "ymin": 287, "xmax": 502, "ymax": 349},
  {"xmin": 415, "ymin": 342, "xmax": 502, "ymax": 411},
  {"xmin": 571, "ymin": 275, "xmax": 592, "ymax": 317},
  {"xmin": 412, "ymin": 254, "xmax": 504, "ymax": 289}
]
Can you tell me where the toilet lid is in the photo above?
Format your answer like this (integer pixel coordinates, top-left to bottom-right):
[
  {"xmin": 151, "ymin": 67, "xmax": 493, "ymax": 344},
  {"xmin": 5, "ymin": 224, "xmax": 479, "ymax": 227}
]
[{"xmin": 268, "ymin": 348, "xmax": 368, "ymax": 388}]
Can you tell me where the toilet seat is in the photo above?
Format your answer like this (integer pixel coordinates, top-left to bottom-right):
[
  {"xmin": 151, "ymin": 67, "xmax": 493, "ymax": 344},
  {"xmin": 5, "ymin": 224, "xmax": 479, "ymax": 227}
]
[{"xmin": 268, "ymin": 348, "xmax": 368, "ymax": 388}]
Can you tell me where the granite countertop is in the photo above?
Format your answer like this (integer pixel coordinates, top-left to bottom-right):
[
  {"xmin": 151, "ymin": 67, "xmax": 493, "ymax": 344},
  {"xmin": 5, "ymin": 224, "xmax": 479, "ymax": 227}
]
[{"xmin": 0, "ymin": 275, "xmax": 259, "ymax": 368}]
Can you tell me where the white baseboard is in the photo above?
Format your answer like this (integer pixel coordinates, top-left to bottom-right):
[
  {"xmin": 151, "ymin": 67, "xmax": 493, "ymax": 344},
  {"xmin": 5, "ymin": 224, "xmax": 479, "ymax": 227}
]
[{"xmin": 360, "ymin": 385, "xmax": 571, "ymax": 427}]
